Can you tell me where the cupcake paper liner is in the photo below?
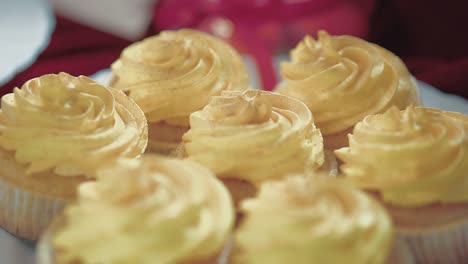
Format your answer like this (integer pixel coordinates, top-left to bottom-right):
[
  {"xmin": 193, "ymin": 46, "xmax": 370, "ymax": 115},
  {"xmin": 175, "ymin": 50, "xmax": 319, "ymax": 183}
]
[
  {"xmin": 221, "ymin": 178, "xmax": 257, "ymax": 211},
  {"xmin": 387, "ymin": 237, "xmax": 415, "ymax": 264},
  {"xmin": 393, "ymin": 221, "xmax": 468, "ymax": 264},
  {"xmin": 146, "ymin": 122, "xmax": 189, "ymax": 156},
  {"xmin": 0, "ymin": 176, "xmax": 66, "ymax": 241},
  {"xmin": 312, "ymin": 149, "xmax": 338, "ymax": 177}
]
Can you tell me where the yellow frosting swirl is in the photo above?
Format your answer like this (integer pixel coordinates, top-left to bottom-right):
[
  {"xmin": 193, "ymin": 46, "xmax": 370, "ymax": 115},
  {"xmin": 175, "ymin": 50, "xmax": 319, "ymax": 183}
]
[
  {"xmin": 53, "ymin": 156, "xmax": 234, "ymax": 264},
  {"xmin": 182, "ymin": 90, "xmax": 324, "ymax": 183},
  {"xmin": 0, "ymin": 73, "xmax": 148, "ymax": 177},
  {"xmin": 278, "ymin": 30, "xmax": 420, "ymax": 136},
  {"xmin": 235, "ymin": 176, "xmax": 392, "ymax": 264},
  {"xmin": 111, "ymin": 29, "xmax": 249, "ymax": 125},
  {"xmin": 335, "ymin": 107, "xmax": 468, "ymax": 206}
]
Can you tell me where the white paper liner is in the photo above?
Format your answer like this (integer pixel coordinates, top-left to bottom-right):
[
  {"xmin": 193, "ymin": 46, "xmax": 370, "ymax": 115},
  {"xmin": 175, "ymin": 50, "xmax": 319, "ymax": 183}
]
[
  {"xmin": 387, "ymin": 237, "xmax": 415, "ymax": 264},
  {"xmin": 0, "ymin": 177, "xmax": 66, "ymax": 241},
  {"xmin": 316, "ymin": 150, "xmax": 339, "ymax": 177},
  {"xmin": 217, "ymin": 238, "xmax": 233, "ymax": 264},
  {"xmin": 392, "ymin": 221, "xmax": 468, "ymax": 264},
  {"xmin": 37, "ymin": 228, "xmax": 54, "ymax": 264}
]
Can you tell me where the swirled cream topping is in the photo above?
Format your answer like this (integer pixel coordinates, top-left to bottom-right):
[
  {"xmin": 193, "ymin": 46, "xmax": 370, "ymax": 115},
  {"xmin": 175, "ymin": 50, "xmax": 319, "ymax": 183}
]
[
  {"xmin": 182, "ymin": 90, "xmax": 324, "ymax": 183},
  {"xmin": 111, "ymin": 29, "xmax": 249, "ymax": 125},
  {"xmin": 53, "ymin": 156, "xmax": 234, "ymax": 264},
  {"xmin": 235, "ymin": 176, "xmax": 392, "ymax": 264},
  {"xmin": 278, "ymin": 30, "xmax": 420, "ymax": 136},
  {"xmin": 0, "ymin": 73, "xmax": 148, "ymax": 177},
  {"xmin": 335, "ymin": 107, "xmax": 468, "ymax": 206}
]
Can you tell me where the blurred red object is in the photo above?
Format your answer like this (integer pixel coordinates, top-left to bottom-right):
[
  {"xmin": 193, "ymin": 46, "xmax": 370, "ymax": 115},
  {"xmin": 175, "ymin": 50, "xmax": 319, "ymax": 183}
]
[
  {"xmin": 0, "ymin": 16, "xmax": 130, "ymax": 97},
  {"xmin": 370, "ymin": 0, "xmax": 468, "ymax": 98},
  {"xmin": 154, "ymin": 0, "xmax": 375, "ymax": 90},
  {"xmin": 2, "ymin": 1, "xmax": 466, "ymax": 99}
]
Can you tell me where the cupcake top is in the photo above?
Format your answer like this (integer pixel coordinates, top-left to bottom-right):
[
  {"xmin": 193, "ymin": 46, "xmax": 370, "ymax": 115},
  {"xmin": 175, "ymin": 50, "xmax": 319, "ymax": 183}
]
[
  {"xmin": 278, "ymin": 30, "xmax": 420, "ymax": 137},
  {"xmin": 53, "ymin": 156, "xmax": 234, "ymax": 264},
  {"xmin": 0, "ymin": 73, "xmax": 147, "ymax": 177},
  {"xmin": 111, "ymin": 29, "xmax": 249, "ymax": 126},
  {"xmin": 335, "ymin": 106, "xmax": 468, "ymax": 207},
  {"xmin": 235, "ymin": 176, "xmax": 392, "ymax": 264},
  {"xmin": 182, "ymin": 90, "xmax": 324, "ymax": 183}
]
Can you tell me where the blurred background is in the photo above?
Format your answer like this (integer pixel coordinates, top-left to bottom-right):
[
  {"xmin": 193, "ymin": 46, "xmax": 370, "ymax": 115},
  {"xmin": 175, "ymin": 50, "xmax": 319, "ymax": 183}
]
[{"xmin": 0, "ymin": 0, "xmax": 467, "ymax": 98}]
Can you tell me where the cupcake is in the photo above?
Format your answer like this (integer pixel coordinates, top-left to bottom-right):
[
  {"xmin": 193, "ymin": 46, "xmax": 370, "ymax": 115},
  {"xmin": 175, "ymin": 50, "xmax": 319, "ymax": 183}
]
[
  {"xmin": 37, "ymin": 155, "xmax": 234, "ymax": 264},
  {"xmin": 234, "ymin": 175, "xmax": 393, "ymax": 264},
  {"xmin": 335, "ymin": 106, "xmax": 468, "ymax": 263},
  {"xmin": 110, "ymin": 29, "xmax": 249, "ymax": 155},
  {"xmin": 181, "ymin": 90, "xmax": 325, "ymax": 207},
  {"xmin": 0, "ymin": 73, "xmax": 148, "ymax": 240},
  {"xmin": 277, "ymin": 30, "xmax": 420, "ymax": 149}
]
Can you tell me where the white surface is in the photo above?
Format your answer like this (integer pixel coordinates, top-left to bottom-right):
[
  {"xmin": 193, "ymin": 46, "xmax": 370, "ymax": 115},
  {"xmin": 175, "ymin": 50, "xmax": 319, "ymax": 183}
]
[
  {"xmin": 0, "ymin": 230, "xmax": 35, "ymax": 264},
  {"xmin": 0, "ymin": 0, "xmax": 55, "ymax": 86},
  {"xmin": 52, "ymin": 0, "xmax": 156, "ymax": 40},
  {"xmin": 418, "ymin": 82, "xmax": 468, "ymax": 114}
]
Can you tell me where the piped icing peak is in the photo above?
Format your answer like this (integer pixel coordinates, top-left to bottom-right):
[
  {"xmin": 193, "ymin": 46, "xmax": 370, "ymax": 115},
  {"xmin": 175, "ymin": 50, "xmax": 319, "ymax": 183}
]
[
  {"xmin": 290, "ymin": 32, "xmax": 340, "ymax": 64},
  {"xmin": 197, "ymin": 90, "xmax": 272, "ymax": 126}
]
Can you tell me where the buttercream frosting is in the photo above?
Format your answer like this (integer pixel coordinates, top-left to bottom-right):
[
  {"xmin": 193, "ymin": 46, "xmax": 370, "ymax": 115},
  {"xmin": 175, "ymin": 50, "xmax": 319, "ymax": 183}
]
[
  {"xmin": 182, "ymin": 90, "xmax": 324, "ymax": 183},
  {"xmin": 278, "ymin": 30, "xmax": 420, "ymax": 139},
  {"xmin": 235, "ymin": 176, "xmax": 392, "ymax": 264},
  {"xmin": 111, "ymin": 29, "xmax": 249, "ymax": 126},
  {"xmin": 54, "ymin": 156, "xmax": 234, "ymax": 264},
  {"xmin": 0, "ymin": 73, "xmax": 148, "ymax": 177},
  {"xmin": 335, "ymin": 107, "xmax": 468, "ymax": 206}
]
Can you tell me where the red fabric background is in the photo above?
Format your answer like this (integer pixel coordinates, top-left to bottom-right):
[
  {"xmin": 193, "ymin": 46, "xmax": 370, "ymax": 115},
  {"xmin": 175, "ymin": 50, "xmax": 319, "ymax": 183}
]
[
  {"xmin": 370, "ymin": 0, "xmax": 468, "ymax": 98},
  {"xmin": 0, "ymin": 16, "xmax": 131, "ymax": 96},
  {"xmin": 1, "ymin": 1, "xmax": 467, "ymax": 98}
]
